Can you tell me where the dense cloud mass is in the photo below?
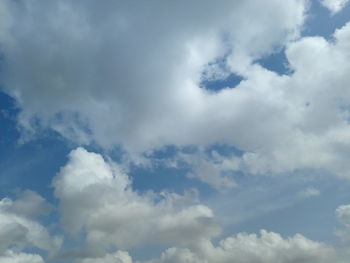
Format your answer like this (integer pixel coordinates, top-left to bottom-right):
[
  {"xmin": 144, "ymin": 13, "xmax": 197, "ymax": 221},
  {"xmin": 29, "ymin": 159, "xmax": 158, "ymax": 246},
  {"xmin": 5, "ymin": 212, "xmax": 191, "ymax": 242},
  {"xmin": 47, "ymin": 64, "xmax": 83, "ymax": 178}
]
[
  {"xmin": 0, "ymin": 0, "xmax": 305, "ymax": 150},
  {"xmin": 0, "ymin": 0, "xmax": 350, "ymax": 182}
]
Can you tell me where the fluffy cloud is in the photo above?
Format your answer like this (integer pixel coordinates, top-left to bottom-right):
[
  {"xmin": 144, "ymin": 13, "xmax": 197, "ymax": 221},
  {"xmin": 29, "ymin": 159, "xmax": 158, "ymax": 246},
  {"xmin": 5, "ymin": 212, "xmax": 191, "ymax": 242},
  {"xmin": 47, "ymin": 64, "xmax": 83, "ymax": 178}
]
[
  {"xmin": 81, "ymin": 230, "xmax": 336, "ymax": 263},
  {"xmin": 150, "ymin": 230, "xmax": 334, "ymax": 263},
  {"xmin": 336, "ymin": 204, "xmax": 350, "ymax": 242},
  {"xmin": 53, "ymin": 148, "xmax": 220, "ymax": 252},
  {"xmin": 320, "ymin": 0, "xmax": 349, "ymax": 14},
  {"xmin": 1, "ymin": 0, "xmax": 350, "ymax": 183},
  {"xmin": 337, "ymin": 204, "xmax": 350, "ymax": 227},
  {"xmin": 5, "ymin": 190, "xmax": 53, "ymax": 219},
  {"xmin": 0, "ymin": 192, "xmax": 62, "ymax": 262},
  {"xmin": 0, "ymin": 0, "xmax": 306, "ymax": 153}
]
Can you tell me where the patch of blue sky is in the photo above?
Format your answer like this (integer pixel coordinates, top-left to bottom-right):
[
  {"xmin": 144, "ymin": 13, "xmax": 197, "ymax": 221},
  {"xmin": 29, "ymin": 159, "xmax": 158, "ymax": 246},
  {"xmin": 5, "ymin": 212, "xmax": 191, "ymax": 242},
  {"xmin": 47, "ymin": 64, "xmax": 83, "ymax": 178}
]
[
  {"xmin": 304, "ymin": 0, "xmax": 350, "ymax": 39},
  {"xmin": 205, "ymin": 143, "xmax": 244, "ymax": 157},
  {"xmin": 200, "ymin": 55, "xmax": 244, "ymax": 92},
  {"xmin": 0, "ymin": 91, "xmax": 71, "ymax": 203},
  {"xmin": 201, "ymin": 72, "xmax": 243, "ymax": 91},
  {"xmin": 256, "ymin": 49, "xmax": 292, "ymax": 76}
]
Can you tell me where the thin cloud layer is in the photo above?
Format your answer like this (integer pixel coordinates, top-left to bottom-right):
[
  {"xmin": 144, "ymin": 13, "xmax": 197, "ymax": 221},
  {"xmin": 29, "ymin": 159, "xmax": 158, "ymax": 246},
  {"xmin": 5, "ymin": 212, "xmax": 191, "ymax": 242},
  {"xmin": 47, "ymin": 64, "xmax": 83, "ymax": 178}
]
[{"xmin": 320, "ymin": 0, "xmax": 349, "ymax": 14}]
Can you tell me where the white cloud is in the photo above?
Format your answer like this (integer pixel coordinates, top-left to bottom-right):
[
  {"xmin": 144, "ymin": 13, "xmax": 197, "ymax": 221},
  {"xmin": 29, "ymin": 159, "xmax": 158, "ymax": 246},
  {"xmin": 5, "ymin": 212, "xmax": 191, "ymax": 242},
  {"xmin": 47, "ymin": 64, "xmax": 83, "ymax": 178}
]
[
  {"xmin": 187, "ymin": 230, "xmax": 333, "ymax": 263},
  {"xmin": 53, "ymin": 148, "xmax": 220, "ymax": 252},
  {"xmin": 336, "ymin": 204, "xmax": 350, "ymax": 242},
  {"xmin": 0, "ymin": 0, "xmax": 307, "ymax": 154},
  {"xmin": 171, "ymin": 149, "xmax": 238, "ymax": 190},
  {"xmin": 337, "ymin": 204, "xmax": 350, "ymax": 227},
  {"xmin": 1, "ymin": 0, "xmax": 349, "ymax": 184},
  {"xmin": 0, "ymin": 250, "xmax": 44, "ymax": 263},
  {"xmin": 86, "ymin": 230, "xmax": 336, "ymax": 263},
  {"xmin": 0, "ymin": 193, "xmax": 62, "ymax": 262},
  {"xmin": 320, "ymin": 0, "xmax": 349, "ymax": 14},
  {"xmin": 0, "ymin": 2, "xmax": 350, "ymax": 262}
]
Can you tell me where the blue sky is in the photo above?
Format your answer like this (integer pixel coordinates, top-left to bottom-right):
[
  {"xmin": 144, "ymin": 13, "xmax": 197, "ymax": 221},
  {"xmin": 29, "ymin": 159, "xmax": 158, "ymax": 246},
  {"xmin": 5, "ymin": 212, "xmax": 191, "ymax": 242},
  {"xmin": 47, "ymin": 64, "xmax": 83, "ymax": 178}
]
[{"xmin": 1, "ymin": 0, "xmax": 350, "ymax": 262}]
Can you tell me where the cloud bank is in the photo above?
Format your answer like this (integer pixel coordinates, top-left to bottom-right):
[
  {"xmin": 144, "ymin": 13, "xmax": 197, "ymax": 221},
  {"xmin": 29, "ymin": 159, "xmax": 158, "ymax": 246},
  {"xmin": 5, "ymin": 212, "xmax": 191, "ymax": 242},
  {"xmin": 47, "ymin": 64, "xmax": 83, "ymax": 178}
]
[{"xmin": 1, "ymin": 148, "xmax": 350, "ymax": 262}]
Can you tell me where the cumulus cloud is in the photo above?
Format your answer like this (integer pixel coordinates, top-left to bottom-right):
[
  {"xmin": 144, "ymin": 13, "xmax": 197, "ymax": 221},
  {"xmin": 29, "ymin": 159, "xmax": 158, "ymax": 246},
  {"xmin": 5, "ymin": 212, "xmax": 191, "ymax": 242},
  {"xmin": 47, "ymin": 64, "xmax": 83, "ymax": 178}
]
[
  {"xmin": 53, "ymin": 148, "xmax": 220, "ymax": 252},
  {"xmin": 0, "ymin": 193, "xmax": 62, "ymax": 262},
  {"xmin": 0, "ymin": 0, "xmax": 349, "ymax": 184},
  {"xmin": 6, "ymin": 190, "xmax": 53, "ymax": 219},
  {"xmin": 83, "ymin": 230, "xmax": 335, "ymax": 263},
  {"xmin": 320, "ymin": 0, "xmax": 349, "ymax": 14}
]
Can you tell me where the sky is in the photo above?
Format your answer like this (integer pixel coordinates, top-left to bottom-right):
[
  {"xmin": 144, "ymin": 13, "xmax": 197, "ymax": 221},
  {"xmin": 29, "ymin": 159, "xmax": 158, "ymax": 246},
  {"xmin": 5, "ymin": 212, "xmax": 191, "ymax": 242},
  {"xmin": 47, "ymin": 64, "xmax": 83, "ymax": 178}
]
[{"xmin": 1, "ymin": 0, "xmax": 350, "ymax": 262}]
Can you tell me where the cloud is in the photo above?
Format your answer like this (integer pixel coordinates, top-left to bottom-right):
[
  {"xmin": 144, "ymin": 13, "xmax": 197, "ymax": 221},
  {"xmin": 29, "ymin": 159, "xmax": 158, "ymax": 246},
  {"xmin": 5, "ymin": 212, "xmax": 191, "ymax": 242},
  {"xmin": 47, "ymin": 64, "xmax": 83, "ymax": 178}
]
[
  {"xmin": 0, "ymin": 250, "xmax": 44, "ymax": 263},
  {"xmin": 320, "ymin": 0, "xmax": 349, "ymax": 14},
  {"xmin": 0, "ymin": 193, "xmax": 62, "ymax": 262},
  {"xmin": 1, "ymin": 2, "xmax": 350, "ymax": 262},
  {"xmin": 149, "ymin": 230, "xmax": 334, "ymax": 263},
  {"xmin": 170, "ymin": 149, "xmax": 239, "ymax": 190},
  {"xmin": 81, "ymin": 230, "xmax": 336, "ymax": 263},
  {"xmin": 6, "ymin": 190, "xmax": 53, "ymax": 219},
  {"xmin": 0, "ymin": 0, "xmax": 306, "ymax": 153},
  {"xmin": 335, "ymin": 204, "xmax": 350, "ymax": 242},
  {"xmin": 53, "ymin": 148, "xmax": 220, "ymax": 252},
  {"xmin": 1, "ymin": 0, "xmax": 349, "ymax": 184},
  {"xmin": 0, "ymin": 152, "xmax": 349, "ymax": 263},
  {"xmin": 337, "ymin": 204, "xmax": 350, "ymax": 227},
  {"xmin": 51, "ymin": 149, "xmax": 350, "ymax": 263}
]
